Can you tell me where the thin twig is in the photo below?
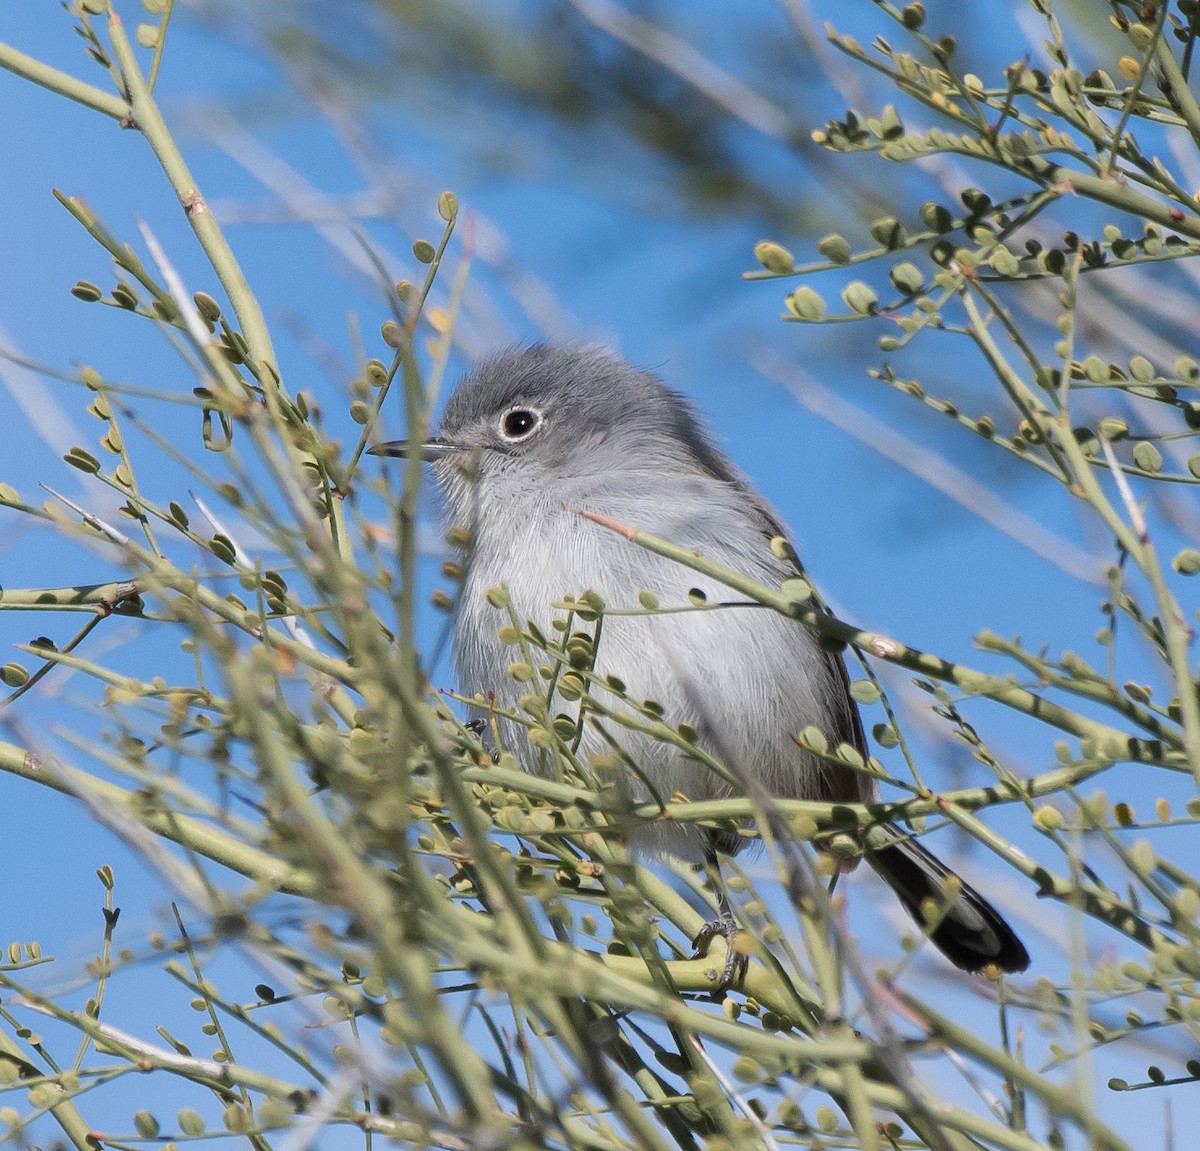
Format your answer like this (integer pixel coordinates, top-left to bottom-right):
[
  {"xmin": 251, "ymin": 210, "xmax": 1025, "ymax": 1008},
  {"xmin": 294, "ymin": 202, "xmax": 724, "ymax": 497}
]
[{"xmin": 754, "ymin": 351, "xmax": 1104, "ymax": 583}]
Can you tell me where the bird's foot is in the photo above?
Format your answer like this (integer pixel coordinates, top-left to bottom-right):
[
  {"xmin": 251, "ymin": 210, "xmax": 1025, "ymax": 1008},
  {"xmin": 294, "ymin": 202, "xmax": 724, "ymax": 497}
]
[{"xmin": 692, "ymin": 913, "xmax": 749, "ymax": 989}]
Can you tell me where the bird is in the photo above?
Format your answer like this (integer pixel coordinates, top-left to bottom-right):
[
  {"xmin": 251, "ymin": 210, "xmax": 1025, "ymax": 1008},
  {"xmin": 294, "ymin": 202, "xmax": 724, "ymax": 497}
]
[{"xmin": 370, "ymin": 343, "xmax": 1029, "ymax": 984}]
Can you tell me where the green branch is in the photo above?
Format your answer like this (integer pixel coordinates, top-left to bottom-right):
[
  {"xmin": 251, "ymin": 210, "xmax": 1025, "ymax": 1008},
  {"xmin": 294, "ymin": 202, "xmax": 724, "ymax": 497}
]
[{"xmin": 0, "ymin": 40, "xmax": 127, "ymax": 120}]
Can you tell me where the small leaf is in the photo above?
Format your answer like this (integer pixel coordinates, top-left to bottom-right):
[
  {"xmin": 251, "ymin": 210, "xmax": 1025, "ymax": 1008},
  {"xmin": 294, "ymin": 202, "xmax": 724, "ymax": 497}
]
[
  {"xmin": 1098, "ymin": 417, "xmax": 1128, "ymax": 441},
  {"xmin": 209, "ymin": 534, "xmax": 238, "ymax": 565},
  {"xmin": 193, "ymin": 292, "xmax": 221, "ymax": 322},
  {"xmin": 872, "ymin": 722, "xmax": 898, "ymax": 748},
  {"xmin": 64, "ymin": 447, "xmax": 101, "ymax": 474},
  {"xmin": 437, "ymin": 191, "xmax": 459, "ymax": 221},
  {"xmin": 800, "ymin": 726, "xmax": 828, "ymax": 753},
  {"xmin": 849, "ymin": 680, "xmax": 881, "ymax": 704},
  {"xmin": 1132, "ymin": 441, "xmax": 1162, "ymax": 472}
]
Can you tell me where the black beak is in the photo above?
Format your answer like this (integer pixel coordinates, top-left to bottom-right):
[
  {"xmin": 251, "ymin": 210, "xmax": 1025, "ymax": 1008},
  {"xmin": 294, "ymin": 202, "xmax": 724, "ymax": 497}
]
[{"xmin": 368, "ymin": 439, "xmax": 459, "ymax": 463}]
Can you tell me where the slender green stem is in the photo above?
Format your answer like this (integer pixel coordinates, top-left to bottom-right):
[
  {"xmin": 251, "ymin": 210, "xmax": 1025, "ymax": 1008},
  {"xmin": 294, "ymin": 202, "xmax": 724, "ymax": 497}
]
[
  {"xmin": 146, "ymin": 0, "xmax": 175, "ymax": 93},
  {"xmin": 0, "ymin": 41, "xmax": 127, "ymax": 120},
  {"xmin": 895, "ymin": 987, "xmax": 1135, "ymax": 1151},
  {"xmin": 572, "ymin": 509, "xmax": 1170, "ymax": 766},
  {"xmin": 962, "ymin": 289, "xmax": 1200, "ymax": 784},
  {"xmin": 105, "ymin": 13, "xmax": 275, "ymax": 376},
  {"xmin": 0, "ymin": 1027, "xmax": 95, "ymax": 1151},
  {"xmin": 1154, "ymin": 22, "xmax": 1200, "ymax": 152}
]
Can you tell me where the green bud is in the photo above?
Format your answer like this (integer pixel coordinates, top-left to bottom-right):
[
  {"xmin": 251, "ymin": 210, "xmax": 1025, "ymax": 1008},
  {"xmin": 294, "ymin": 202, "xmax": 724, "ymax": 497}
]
[
  {"xmin": 785, "ymin": 286, "xmax": 825, "ymax": 320},
  {"xmin": 817, "ymin": 234, "xmax": 852, "ymax": 264},
  {"xmin": 841, "ymin": 281, "xmax": 878, "ymax": 314},
  {"xmin": 753, "ymin": 240, "xmax": 795, "ymax": 273},
  {"xmin": 1129, "ymin": 355, "xmax": 1154, "ymax": 382},
  {"xmin": 1171, "ymin": 549, "xmax": 1200, "ymax": 575},
  {"xmin": 889, "ymin": 261, "xmax": 924, "ymax": 294}
]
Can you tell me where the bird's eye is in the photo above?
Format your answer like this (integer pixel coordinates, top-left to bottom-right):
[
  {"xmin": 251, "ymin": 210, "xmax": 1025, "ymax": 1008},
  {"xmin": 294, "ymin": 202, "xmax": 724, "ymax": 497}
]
[{"xmin": 500, "ymin": 406, "xmax": 542, "ymax": 441}]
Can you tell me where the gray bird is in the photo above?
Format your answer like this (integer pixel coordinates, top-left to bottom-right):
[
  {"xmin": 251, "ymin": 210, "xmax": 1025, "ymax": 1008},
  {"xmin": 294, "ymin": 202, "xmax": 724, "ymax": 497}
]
[{"xmin": 372, "ymin": 343, "xmax": 1029, "ymax": 983}]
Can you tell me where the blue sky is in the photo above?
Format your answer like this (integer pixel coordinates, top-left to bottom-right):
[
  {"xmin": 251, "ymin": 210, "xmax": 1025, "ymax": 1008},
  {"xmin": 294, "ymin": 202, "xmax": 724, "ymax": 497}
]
[{"xmin": 2, "ymin": 1, "xmax": 1198, "ymax": 1145}]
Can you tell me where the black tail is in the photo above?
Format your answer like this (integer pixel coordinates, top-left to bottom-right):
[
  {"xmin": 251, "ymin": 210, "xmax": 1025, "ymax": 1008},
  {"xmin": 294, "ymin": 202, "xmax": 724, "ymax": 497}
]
[{"xmin": 868, "ymin": 835, "xmax": 1029, "ymax": 974}]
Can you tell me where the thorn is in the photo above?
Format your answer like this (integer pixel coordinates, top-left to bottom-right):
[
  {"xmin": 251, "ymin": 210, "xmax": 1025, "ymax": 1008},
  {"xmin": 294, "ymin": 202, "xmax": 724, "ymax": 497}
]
[
  {"xmin": 39, "ymin": 484, "xmax": 130, "ymax": 545},
  {"xmin": 565, "ymin": 505, "xmax": 641, "ymax": 540}
]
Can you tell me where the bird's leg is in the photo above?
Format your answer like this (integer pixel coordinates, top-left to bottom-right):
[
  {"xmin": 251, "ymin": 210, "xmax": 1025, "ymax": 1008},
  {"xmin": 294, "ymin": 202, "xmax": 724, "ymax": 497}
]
[{"xmin": 690, "ymin": 848, "xmax": 749, "ymax": 988}]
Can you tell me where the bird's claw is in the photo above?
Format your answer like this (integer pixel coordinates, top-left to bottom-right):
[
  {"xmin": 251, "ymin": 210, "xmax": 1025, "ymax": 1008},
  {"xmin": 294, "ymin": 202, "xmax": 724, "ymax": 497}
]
[{"xmin": 692, "ymin": 913, "xmax": 749, "ymax": 989}]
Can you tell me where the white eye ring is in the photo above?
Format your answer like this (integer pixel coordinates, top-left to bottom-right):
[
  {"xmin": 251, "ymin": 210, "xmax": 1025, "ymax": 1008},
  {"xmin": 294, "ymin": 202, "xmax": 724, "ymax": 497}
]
[{"xmin": 499, "ymin": 405, "xmax": 543, "ymax": 442}]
